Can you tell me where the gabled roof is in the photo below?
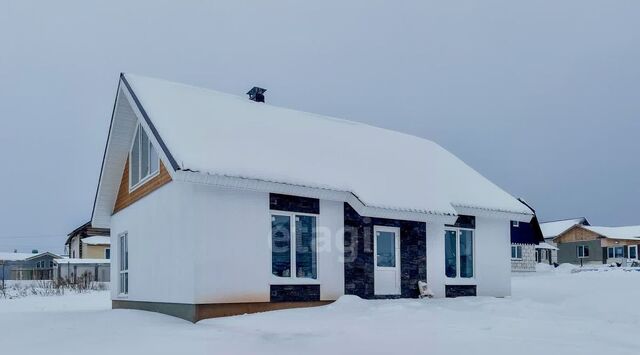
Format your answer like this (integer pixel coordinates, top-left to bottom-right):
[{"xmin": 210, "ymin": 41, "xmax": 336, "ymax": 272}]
[
  {"xmin": 93, "ymin": 74, "xmax": 532, "ymax": 226},
  {"xmin": 581, "ymin": 225, "xmax": 640, "ymax": 240},
  {"xmin": 540, "ymin": 217, "xmax": 590, "ymax": 239},
  {"xmin": 0, "ymin": 252, "xmax": 61, "ymax": 262}
]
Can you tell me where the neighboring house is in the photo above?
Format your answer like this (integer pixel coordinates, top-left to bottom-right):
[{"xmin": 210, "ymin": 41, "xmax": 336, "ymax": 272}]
[
  {"xmin": 554, "ymin": 225, "xmax": 640, "ymax": 265},
  {"xmin": 60, "ymin": 222, "xmax": 111, "ymax": 282},
  {"xmin": 535, "ymin": 242, "xmax": 558, "ymax": 265},
  {"xmin": 65, "ymin": 222, "xmax": 111, "ymax": 259},
  {"xmin": 539, "ymin": 217, "xmax": 590, "ymax": 265},
  {"xmin": 0, "ymin": 252, "xmax": 61, "ymax": 280},
  {"xmin": 91, "ymin": 74, "xmax": 533, "ymax": 321},
  {"xmin": 510, "ymin": 200, "xmax": 545, "ymax": 272},
  {"xmin": 54, "ymin": 258, "xmax": 111, "ymax": 282}
]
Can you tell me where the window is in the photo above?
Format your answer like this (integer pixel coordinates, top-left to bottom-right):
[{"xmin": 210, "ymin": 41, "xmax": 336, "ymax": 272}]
[
  {"xmin": 630, "ymin": 246, "xmax": 638, "ymax": 259},
  {"xmin": 105, "ymin": 248, "xmax": 111, "ymax": 260},
  {"xmin": 445, "ymin": 229, "xmax": 474, "ymax": 278},
  {"xmin": 511, "ymin": 245, "xmax": 523, "ymax": 260},
  {"xmin": 130, "ymin": 124, "xmax": 159, "ymax": 189},
  {"xmin": 119, "ymin": 233, "xmax": 128, "ymax": 295},
  {"xmin": 271, "ymin": 213, "xmax": 317, "ymax": 279},
  {"xmin": 607, "ymin": 246, "xmax": 624, "ymax": 258},
  {"xmin": 577, "ymin": 245, "xmax": 590, "ymax": 258},
  {"xmin": 512, "ymin": 221, "xmax": 519, "ymax": 227},
  {"xmin": 376, "ymin": 231, "xmax": 396, "ymax": 267}
]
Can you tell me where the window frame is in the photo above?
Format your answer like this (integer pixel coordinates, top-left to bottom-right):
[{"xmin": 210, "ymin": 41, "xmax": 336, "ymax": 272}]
[
  {"xmin": 511, "ymin": 245, "xmax": 523, "ymax": 260},
  {"xmin": 269, "ymin": 211, "xmax": 319, "ymax": 281},
  {"xmin": 105, "ymin": 248, "xmax": 111, "ymax": 260},
  {"xmin": 444, "ymin": 228, "xmax": 475, "ymax": 279},
  {"xmin": 374, "ymin": 225, "xmax": 400, "ymax": 270},
  {"xmin": 129, "ymin": 123, "xmax": 160, "ymax": 192},
  {"xmin": 607, "ymin": 246, "xmax": 624, "ymax": 259},
  {"xmin": 118, "ymin": 232, "xmax": 129, "ymax": 296},
  {"xmin": 512, "ymin": 221, "xmax": 520, "ymax": 228},
  {"xmin": 629, "ymin": 245, "xmax": 638, "ymax": 260},
  {"xmin": 577, "ymin": 245, "xmax": 590, "ymax": 258}
]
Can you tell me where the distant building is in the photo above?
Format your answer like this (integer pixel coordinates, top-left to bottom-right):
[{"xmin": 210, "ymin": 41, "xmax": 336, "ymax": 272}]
[
  {"xmin": 539, "ymin": 218, "xmax": 590, "ymax": 265},
  {"xmin": 0, "ymin": 252, "xmax": 61, "ymax": 280},
  {"xmin": 58, "ymin": 222, "xmax": 111, "ymax": 282},
  {"xmin": 510, "ymin": 200, "xmax": 545, "ymax": 271},
  {"xmin": 554, "ymin": 225, "xmax": 640, "ymax": 266},
  {"xmin": 65, "ymin": 222, "xmax": 111, "ymax": 259}
]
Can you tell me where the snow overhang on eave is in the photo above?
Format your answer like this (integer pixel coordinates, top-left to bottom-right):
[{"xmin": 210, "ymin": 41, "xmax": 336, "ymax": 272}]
[
  {"xmin": 174, "ymin": 170, "xmax": 529, "ymax": 224},
  {"xmin": 452, "ymin": 204, "xmax": 534, "ymax": 222}
]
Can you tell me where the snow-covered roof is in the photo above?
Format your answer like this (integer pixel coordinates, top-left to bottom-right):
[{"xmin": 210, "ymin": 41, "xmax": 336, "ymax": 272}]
[
  {"xmin": 540, "ymin": 218, "xmax": 589, "ymax": 239},
  {"xmin": 54, "ymin": 258, "xmax": 110, "ymax": 265},
  {"xmin": 0, "ymin": 252, "xmax": 60, "ymax": 261},
  {"xmin": 81, "ymin": 236, "xmax": 110, "ymax": 245},
  {"xmin": 581, "ymin": 226, "xmax": 640, "ymax": 240},
  {"xmin": 535, "ymin": 242, "xmax": 559, "ymax": 251},
  {"xmin": 118, "ymin": 74, "xmax": 531, "ymax": 217},
  {"xmin": 0, "ymin": 252, "xmax": 38, "ymax": 261}
]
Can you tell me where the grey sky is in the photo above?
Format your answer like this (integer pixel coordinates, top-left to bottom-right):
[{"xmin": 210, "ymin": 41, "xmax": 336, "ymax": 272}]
[{"xmin": 1, "ymin": 1, "xmax": 638, "ymax": 253}]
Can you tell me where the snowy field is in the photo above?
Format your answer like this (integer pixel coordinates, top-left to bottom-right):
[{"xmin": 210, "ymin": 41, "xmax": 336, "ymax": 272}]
[{"xmin": 1, "ymin": 266, "xmax": 639, "ymax": 355}]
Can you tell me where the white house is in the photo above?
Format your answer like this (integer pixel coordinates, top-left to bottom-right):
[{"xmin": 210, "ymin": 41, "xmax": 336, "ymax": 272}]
[{"xmin": 91, "ymin": 74, "xmax": 533, "ymax": 321}]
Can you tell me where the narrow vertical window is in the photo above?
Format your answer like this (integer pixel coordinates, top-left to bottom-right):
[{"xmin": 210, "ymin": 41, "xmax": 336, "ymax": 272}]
[
  {"xmin": 445, "ymin": 230, "xmax": 457, "ymax": 278},
  {"xmin": 271, "ymin": 215, "xmax": 291, "ymax": 277},
  {"xmin": 140, "ymin": 128, "xmax": 150, "ymax": 178},
  {"xmin": 295, "ymin": 215, "xmax": 317, "ymax": 279},
  {"xmin": 119, "ymin": 233, "xmax": 128, "ymax": 295},
  {"xmin": 460, "ymin": 230, "xmax": 474, "ymax": 278},
  {"xmin": 131, "ymin": 130, "xmax": 141, "ymax": 186},
  {"xmin": 130, "ymin": 124, "xmax": 160, "ymax": 189}
]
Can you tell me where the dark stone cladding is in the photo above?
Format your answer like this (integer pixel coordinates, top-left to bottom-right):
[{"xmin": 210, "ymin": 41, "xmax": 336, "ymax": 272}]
[
  {"xmin": 269, "ymin": 193, "xmax": 320, "ymax": 214},
  {"xmin": 343, "ymin": 203, "xmax": 426, "ymax": 299},
  {"xmin": 445, "ymin": 285, "xmax": 477, "ymax": 298},
  {"xmin": 270, "ymin": 285, "xmax": 321, "ymax": 302}
]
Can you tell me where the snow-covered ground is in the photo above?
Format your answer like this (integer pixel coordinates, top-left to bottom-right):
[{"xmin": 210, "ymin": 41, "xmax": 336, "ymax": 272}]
[{"xmin": 1, "ymin": 266, "xmax": 638, "ymax": 355}]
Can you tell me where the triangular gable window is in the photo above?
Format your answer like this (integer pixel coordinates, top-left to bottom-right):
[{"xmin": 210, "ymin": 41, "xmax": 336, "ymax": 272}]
[{"xmin": 130, "ymin": 123, "xmax": 159, "ymax": 190}]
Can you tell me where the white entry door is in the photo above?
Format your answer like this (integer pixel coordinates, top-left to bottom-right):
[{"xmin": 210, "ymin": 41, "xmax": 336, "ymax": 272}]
[{"xmin": 374, "ymin": 226, "xmax": 401, "ymax": 295}]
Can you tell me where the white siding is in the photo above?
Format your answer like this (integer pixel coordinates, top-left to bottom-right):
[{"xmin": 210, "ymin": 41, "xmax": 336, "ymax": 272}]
[
  {"xmin": 426, "ymin": 216, "xmax": 511, "ymax": 298},
  {"xmin": 110, "ymin": 182, "xmax": 196, "ymax": 304},
  {"xmin": 111, "ymin": 182, "xmax": 345, "ymax": 304}
]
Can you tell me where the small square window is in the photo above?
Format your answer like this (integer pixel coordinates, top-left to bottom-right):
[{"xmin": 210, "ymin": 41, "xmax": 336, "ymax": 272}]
[{"xmin": 512, "ymin": 221, "xmax": 520, "ymax": 227}]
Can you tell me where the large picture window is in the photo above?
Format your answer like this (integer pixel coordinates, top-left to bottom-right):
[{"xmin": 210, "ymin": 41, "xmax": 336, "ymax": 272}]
[
  {"xmin": 119, "ymin": 233, "xmax": 128, "ymax": 295},
  {"xmin": 607, "ymin": 246, "xmax": 624, "ymax": 258},
  {"xmin": 130, "ymin": 124, "xmax": 159, "ymax": 189},
  {"xmin": 445, "ymin": 229, "xmax": 474, "ymax": 278},
  {"xmin": 271, "ymin": 213, "xmax": 317, "ymax": 279}
]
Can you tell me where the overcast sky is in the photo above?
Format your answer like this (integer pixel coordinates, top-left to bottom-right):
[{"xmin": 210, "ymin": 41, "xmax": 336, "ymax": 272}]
[{"xmin": 1, "ymin": 1, "xmax": 638, "ymax": 253}]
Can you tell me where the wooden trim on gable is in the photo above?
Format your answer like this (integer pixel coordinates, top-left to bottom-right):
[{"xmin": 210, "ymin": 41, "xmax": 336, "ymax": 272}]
[
  {"xmin": 113, "ymin": 157, "xmax": 172, "ymax": 214},
  {"xmin": 554, "ymin": 225, "xmax": 601, "ymax": 244}
]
